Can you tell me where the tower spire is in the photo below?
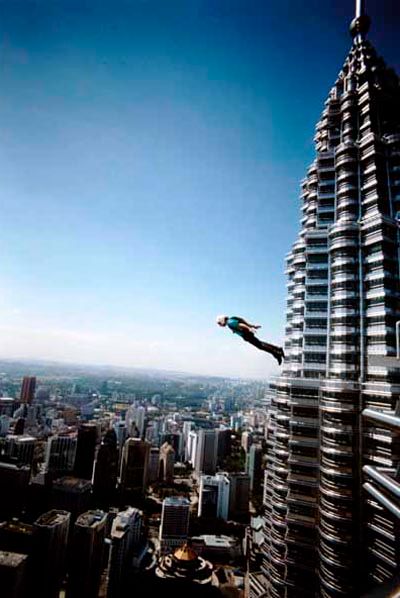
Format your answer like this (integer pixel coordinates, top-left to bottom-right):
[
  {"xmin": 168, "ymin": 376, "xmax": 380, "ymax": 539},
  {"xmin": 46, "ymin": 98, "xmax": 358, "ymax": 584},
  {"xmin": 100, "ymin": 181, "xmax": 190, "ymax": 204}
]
[
  {"xmin": 350, "ymin": 0, "xmax": 371, "ymax": 41},
  {"xmin": 350, "ymin": 0, "xmax": 371, "ymax": 39},
  {"xmin": 355, "ymin": 0, "xmax": 365, "ymax": 19}
]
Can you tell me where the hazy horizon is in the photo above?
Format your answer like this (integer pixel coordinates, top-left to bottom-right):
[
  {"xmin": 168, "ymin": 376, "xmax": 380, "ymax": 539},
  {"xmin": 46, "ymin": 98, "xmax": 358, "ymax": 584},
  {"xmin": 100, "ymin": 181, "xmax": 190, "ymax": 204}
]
[
  {"xmin": 1, "ymin": 1, "xmax": 399, "ymax": 378},
  {"xmin": 0, "ymin": 354, "xmax": 269, "ymax": 381}
]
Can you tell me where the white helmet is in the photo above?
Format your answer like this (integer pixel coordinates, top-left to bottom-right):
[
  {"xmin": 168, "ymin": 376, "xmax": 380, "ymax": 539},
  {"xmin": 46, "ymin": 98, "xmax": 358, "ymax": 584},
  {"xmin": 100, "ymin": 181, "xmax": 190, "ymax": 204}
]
[{"xmin": 216, "ymin": 315, "xmax": 228, "ymax": 326}]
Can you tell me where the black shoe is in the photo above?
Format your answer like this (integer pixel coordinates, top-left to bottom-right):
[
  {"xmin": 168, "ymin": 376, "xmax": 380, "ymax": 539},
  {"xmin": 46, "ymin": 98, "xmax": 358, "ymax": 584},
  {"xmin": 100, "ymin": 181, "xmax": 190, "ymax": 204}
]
[{"xmin": 275, "ymin": 348, "xmax": 285, "ymax": 366}]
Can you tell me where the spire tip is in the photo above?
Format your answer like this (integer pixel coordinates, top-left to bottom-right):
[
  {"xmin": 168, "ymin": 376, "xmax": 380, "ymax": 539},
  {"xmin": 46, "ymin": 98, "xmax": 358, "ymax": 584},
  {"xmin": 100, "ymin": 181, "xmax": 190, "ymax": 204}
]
[{"xmin": 350, "ymin": 0, "xmax": 370, "ymax": 39}]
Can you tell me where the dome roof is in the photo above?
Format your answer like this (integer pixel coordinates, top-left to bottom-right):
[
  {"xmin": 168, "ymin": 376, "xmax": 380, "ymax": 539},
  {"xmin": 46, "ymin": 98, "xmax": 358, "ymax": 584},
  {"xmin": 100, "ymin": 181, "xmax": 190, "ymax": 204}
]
[{"xmin": 174, "ymin": 543, "xmax": 198, "ymax": 562}]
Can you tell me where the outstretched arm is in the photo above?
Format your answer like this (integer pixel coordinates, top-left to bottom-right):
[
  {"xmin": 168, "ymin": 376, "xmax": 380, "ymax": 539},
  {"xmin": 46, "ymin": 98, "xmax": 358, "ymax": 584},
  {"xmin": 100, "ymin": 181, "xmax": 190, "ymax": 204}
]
[{"xmin": 236, "ymin": 317, "xmax": 261, "ymax": 330}]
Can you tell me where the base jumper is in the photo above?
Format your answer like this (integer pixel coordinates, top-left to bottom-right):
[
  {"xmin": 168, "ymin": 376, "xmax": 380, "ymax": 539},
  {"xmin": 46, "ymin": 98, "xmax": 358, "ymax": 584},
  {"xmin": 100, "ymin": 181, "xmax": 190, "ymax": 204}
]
[{"xmin": 216, "ymin": 315, "xmax": 285, "ymax": 365}]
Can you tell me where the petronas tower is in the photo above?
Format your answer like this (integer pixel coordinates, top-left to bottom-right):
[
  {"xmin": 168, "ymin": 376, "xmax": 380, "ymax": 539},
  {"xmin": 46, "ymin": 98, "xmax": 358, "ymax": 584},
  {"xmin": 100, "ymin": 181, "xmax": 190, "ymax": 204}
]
[{"xmin": 262, "ymin": 2, "xmax": 400, "ymax": 597}]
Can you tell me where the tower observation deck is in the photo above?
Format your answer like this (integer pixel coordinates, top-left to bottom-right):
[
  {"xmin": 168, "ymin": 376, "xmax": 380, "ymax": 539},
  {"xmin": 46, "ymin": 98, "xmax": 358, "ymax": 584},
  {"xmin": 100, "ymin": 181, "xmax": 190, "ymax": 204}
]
[{"xmin": 262, "ymin": 2, "xmax": 400, "ymax": 597}]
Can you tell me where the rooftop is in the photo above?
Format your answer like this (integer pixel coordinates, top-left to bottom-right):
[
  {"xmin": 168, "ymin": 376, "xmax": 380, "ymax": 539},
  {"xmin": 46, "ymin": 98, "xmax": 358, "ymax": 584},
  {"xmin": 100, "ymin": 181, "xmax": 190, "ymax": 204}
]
[
  {"xmin": 76, "ymin": 510, "xmax": 106, "ymax": 528},
  {"xmin": 192, "ymin": 535, "xmax": 236, "ymax": 548},
  {"xmin": 174, "ymin": 543, "xmax": 198, "ymax": 562},
  {"xmin": 35, "ymin": 510, "xmax": 70, "ymax": 527},
  {"xmin": 0, "ymin": 551, "xmax": 28, "ymax": 568},
  {"xmin": 163, "ymin": 496, "xmax": 190, "ymax": 506}
]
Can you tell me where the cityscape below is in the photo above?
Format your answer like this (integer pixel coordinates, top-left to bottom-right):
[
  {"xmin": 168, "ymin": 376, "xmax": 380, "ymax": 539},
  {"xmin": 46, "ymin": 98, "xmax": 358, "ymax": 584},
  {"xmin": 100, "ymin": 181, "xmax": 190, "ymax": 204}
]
[
  {"xmin": 0, "ymin": 361, "xmax": 268, "ymax": 597},
  {"xmin": 2, "ymin": 1, "xmax": 400, "ymax": 598}
]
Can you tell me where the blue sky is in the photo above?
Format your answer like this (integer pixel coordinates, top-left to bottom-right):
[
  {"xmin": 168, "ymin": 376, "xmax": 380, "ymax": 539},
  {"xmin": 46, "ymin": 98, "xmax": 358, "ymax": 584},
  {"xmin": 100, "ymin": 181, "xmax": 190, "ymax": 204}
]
[{"xmin": 0, "ymin": 0, "xmax": 399, "ymax": 378}]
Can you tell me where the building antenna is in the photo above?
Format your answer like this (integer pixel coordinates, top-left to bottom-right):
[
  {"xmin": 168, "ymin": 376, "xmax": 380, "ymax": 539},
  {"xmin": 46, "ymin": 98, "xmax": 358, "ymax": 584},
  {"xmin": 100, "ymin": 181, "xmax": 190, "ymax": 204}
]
[
  {"xmin": 351, "ymin": 0, "xmax": 370, "ymax": 39},
  {"xmin": 355, "ymin": 0, "xmax": 365, "ymax": 19}
]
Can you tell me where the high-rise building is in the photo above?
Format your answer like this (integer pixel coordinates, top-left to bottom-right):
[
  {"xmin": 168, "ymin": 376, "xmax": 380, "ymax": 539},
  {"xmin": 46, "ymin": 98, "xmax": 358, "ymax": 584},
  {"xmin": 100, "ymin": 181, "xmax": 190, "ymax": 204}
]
[
  {"xmin": 20, "ymin": 376, "xmax": 36, "ymax": 405},
  {"xmin": 135, "ymin": 405, "xmax": 146, "ymax": 438},
  {"xmin": 119, "ymin": 438, "xmax": 150, "ymax": 499},
  {"xmin": 0, "ymin": 397, "xmax": 15, "ymax": 417},
  {"xmin": 159, "ymin": 442, "xmax": 175, "ymax": 483},
  {"xmin": 241, "ymin": 431, "xmax": 253, "ymax": 453},
  {"xmin": 145, "ymin": 420, "xmax": 160, "ymax": 445},
  {"xmin": 159, "ymin": 432, "xmax": 181, "ymax": 456},
  {"xmin": 159, "ymin": 497, "xmax": 190, "ymax": 554},
  {"xmin": 74, "ymin": 424, "xmax": 97, "ymax": 480},
  {"xmin": 51, "ymin": 477, "xmax": 92, "ymax": 524},
  {"xmin": 0, "ymin": 520, "xmax": 36, "ymax": 591},
  {"xmin": 247, "ymin": 444, "xmax": 263, "ymax": 493},
  {"xmin": 67, "ymin": 510, "xmax": 107, "ymax": 598},
  {"xmin": 2, "ymin": 435, "xmax": 36, "ymax": 466},
  {"xmin": 194, "ymin": 430, "xmax": 218, "ymax": 476},
  {"xmin": 114, "ymin": 421, "xmax": 127, "ymax": 470},
  {"xmin": 228, "ymin": 473, "xmax": 250, "ymax": 521},
  {"xmin": 262, "ymin": 4, "xmax": 400, "ymax": 597},
  {"xmin": 34, "ymin": 510, "xmax": 70, "ymax": 598},
  {"xmin": 0, "ymin": 551, "xmax": 28, "ymax": 598},
  {"xmin": 216, "ymin": 428, "xmax": 231, "ymax": 466},
  {"xmin": 0, "ymin": 464, "xmax": 31, "ymax": 519},
  {"xmin": 187, "ymin": 430, "xmax": 198, "ymax": 466},
  {"xmin": 198, "ymin": 473, "xmax": 230, "ymax": 520},
  {"xmin": 107, "ymin": 507, "xmax": 144, "ymax": 597},
  {"xmin": 93, "ymin": 429, "xmax": 118, "ymax": 508},
  {"xmin": 182, "ymin": 421, "xmax": 194, "ymax": 462},
  {"xmin": 147, "ymin": 447, "xmax": 160, "ymax": 483},
  {"xmin": 45, "ymin": 435, "xmax": 77, "ymax": 476},
  {"xmin": 223, "ymin": 397, "xmax": 236, "ymax": 414},
  {"xmin": 126, "ymin": 405, "xmax": 146, "ymax": 438}
]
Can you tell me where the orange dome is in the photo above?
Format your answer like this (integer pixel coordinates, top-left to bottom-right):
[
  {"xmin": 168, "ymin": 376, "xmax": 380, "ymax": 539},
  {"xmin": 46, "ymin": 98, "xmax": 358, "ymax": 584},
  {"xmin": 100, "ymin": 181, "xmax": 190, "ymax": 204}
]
[{"xmin": 173, "ymin": 543, "xmax": 198, "ymax": 562}]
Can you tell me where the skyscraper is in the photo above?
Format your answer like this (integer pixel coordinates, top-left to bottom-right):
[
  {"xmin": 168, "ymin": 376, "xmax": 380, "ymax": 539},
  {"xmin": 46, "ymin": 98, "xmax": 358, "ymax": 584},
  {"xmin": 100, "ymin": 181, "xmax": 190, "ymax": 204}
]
[
  {"xmin": 51, "ymin": 477, "xmax": 92, "ymax": 524},
  {"xmin": 159, "ymin": 442, "xmax": 175, "ymax": 483},
  {"xmin": 0, "ymin": 551, "xmax": 28, "ymax": 598},
  {"xmin": 3, "ymin": 435, "xmax": 36, "ymax": 466},
  {"xmin": 228, "ymin": 473, "xmax": 250, "ymax": 521},
  {"xmin": 159, "ymin": 497, "xmax": 190, "ymax": 554},
  {"xmin": 187, "ymin": 430, "xmax": 198, "ymax": 466},
  {"xmin": 20, "ymin": 377, "xmax": 36, "ymax": 405},
  {"xmin": 198, "ymin": 473, "xmax": 230, "ymax": 520},
  {"xmin": 0, "ymin": 520, "xmax": 36, "ymax": 591},
  {"xmin": 67, "ymin": 510, "xmax": 107, "ymax": 598},
  {"xmin": 194, "ymin": 430, "xmax": 218, "ymax": 476},
  {"xmin": 0, "ymin": 464, "xmax": 31, "ymax": 519},
  {"xmin": 119, "ymin": 438, "xmax": 150, "ymax": 500},
  {"xmin": 216, "ymin": 428, "xmax": 232, "ymax": 466},
  {"xmin": 262, "ymin": 3, "xmax": 400, "ymax": 597},
  {"xmin": 107, "ymin": 507, "xmax": 144, "ymax": 597},
  {"xmin": 45, "ymin": 435, "xmax": 77, "ymax": 476},
  {"xmin": 93, "ymin": 429, "xmax": 118, "ymax": 508},
  {"xmin": 147, "ymin": 447, "xmax": 160, "ymax": 483},
  {"xmin": 74, "ymin": 424, "xmax": 97, "ymax": 480},
  {"xmin": 247, "ymin": 443, "xmax": 263, "ymax": 493},
  {"xmin": 34, "ymin": 510, "xmax": 70, "ymax": 598}
]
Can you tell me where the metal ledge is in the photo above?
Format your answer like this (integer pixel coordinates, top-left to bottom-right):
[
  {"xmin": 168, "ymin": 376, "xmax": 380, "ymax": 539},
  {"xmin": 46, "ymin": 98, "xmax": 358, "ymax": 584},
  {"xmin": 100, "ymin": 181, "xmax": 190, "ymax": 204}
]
[
  {"xmin": 362, "ymin": 408, "xmax": 400, "ymax": 430},
  {"xmin": 363, "ymin": 466, "xmax": 400, "ymax": 498},
  {"xmin": 368, "ymin": 355, "xmax": 400, "ymax": 368},
  {"xmin": 363, "ymin": 482, "xmax": 400, "ymax": 519}
]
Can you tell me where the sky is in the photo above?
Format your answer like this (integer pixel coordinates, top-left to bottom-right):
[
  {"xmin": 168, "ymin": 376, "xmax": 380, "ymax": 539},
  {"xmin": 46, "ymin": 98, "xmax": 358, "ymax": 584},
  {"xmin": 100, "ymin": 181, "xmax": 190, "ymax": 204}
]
[{"xmin": 0, "ymin": 0, "xmax": 399, "ymax": 379}]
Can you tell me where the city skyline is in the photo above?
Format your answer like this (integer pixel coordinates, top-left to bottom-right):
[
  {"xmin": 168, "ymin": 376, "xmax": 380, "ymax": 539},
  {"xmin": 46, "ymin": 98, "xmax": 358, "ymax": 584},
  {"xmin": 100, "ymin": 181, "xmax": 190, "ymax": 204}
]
[{"xmin": 1, "ymin": 1, "xmax": 400, "ymax": 379}]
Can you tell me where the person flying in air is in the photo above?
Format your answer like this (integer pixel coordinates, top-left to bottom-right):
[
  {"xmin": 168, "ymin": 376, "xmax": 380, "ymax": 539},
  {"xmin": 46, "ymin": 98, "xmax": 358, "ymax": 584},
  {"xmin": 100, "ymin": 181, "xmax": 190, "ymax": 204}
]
[{"xmin": 216, "ymin": 315, "xmax": 285, "ymax": 365}]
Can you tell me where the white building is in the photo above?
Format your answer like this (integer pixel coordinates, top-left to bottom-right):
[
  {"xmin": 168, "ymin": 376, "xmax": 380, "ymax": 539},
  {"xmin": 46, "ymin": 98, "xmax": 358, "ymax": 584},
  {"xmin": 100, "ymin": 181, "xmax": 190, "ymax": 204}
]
[
  {"xmin": 108, "ymin": 507, "xmax": 144, "ymax": 597},
  {"xmin": 187, "ymin": 430, "xmax": 198, "ymax": 466},
  {"xmin": 45, "ymin": 435, "xmax": 77, "ymax": 473},
  {"xmin": 194, "ymin": 429, "xmax": 218, "ymax": 476},
  {"xmin": 198, "ymin": 473, "xmax": 230, "ymax": 521}
]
